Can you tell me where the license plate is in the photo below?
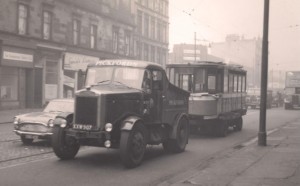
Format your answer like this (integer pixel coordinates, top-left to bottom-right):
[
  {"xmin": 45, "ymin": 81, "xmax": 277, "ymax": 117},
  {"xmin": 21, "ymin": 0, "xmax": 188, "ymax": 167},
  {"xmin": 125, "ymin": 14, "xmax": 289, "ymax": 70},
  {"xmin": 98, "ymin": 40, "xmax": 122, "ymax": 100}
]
[{"xmin": 73, "ymin": 124, "xmax": 92, "ymax": 130}]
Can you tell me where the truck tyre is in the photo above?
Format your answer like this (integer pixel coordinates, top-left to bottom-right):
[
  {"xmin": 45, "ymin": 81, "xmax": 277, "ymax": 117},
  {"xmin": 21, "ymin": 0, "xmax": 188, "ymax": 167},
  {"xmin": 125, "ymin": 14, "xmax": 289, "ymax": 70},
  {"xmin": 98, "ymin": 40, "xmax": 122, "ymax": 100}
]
[
  {"xmin": 215, "ymin": 120, "xmax": 228, "ymax": 137},
  {"xmin": 163, "ymin": 117, "xmax": 189, "ymax": 153},
  {"xmin": 120, "ymin": 124, "xmax": 146, "ymax": 168},
  {"xmin": 21, "ymin": 136, "xmax": 33, "ymax": 145},
  {"xmin": 52, "ymin": 126, "xmax": 80, "ymax": 160},
  {"xmin": 233, "ymin": 117, "xmax": 243, "ymax": 131}
]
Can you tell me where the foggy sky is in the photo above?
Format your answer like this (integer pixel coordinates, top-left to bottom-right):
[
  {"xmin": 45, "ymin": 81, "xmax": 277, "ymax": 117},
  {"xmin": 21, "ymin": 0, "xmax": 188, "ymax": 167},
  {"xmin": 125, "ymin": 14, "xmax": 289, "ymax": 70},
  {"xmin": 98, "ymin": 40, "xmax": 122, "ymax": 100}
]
[{"xmin": 169, "ymin": 0, "xmax": 300, "ymax": 71}]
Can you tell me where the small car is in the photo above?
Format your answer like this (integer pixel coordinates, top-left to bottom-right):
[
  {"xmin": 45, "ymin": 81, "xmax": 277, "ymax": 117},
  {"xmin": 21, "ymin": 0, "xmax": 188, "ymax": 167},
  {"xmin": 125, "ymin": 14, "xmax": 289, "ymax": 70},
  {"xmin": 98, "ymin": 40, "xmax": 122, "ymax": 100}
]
[{"xmin": 13, "ymin": 99, "xmax": 74, "ymax": 145}]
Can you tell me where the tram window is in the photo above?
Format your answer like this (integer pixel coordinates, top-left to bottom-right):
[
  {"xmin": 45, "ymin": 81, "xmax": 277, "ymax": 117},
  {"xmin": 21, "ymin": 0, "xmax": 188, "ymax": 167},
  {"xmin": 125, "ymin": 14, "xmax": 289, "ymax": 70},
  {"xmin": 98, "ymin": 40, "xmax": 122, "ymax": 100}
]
[
  {"xmin": 169, "ymin": 68, "xmax": 175, "ymax": 84},
  {"xmin": 179, "ymin": 74, "xmax": 193, "ymax": 92},
  {"xmin": 238, "ymin": 75, "xmax": 242, "ymax": 92},
  {"xmin": 208, "ymin": 75, "xmax": 216, "ymax": 92},
  {"xmin": 242, "ymin": 75, "xmax": 246, "ymax": 92},
  {"xmin": 195, "ymin": 69, "xmax": 206, "ymax": 92},
  {"xmin": 229, "ymin": 74, "xmax": 234, "ymax": 92},
  {"xmin": 234, "ymin": 75, "xmax": 238, "ymax": 92},
  {"xmin": 224, "ymin": 70, "xmax": 228, "ymax": 93}
]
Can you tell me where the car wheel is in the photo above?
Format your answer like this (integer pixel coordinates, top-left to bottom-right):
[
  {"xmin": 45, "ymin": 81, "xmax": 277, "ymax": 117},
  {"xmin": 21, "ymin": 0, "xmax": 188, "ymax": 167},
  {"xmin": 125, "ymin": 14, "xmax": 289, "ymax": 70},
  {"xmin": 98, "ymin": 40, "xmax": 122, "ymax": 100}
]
[
  {"xmin": 21, "ymin": 136, "xmax": 33, "ymax": 145},
  {"xmin": 120, "ymin": 124, "xmax": 146, "ymax": 168},
  {"xmin": 163, "ymin": 116, "xmax": 189, "ymax": 153},
  {"xmin": 52, "ymin": 126, "xmax": 80, "ymax": 160}
]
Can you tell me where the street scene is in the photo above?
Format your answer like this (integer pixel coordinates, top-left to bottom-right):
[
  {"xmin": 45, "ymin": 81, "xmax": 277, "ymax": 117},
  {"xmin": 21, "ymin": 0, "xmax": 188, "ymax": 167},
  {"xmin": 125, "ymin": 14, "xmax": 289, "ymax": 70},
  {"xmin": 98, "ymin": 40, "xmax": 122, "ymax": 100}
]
[{"xmin": 0, "ymin": 0, "xmax": 300, "ymax": 186}]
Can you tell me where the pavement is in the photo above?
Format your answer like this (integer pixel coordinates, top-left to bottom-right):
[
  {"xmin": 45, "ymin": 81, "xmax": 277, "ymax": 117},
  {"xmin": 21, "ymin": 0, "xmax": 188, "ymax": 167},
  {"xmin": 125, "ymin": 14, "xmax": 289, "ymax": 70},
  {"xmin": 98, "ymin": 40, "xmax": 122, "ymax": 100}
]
[
  {"xmin": 1, "ymin": 108, "xmax": 300, "ymax": 186},
  {"xmin": 159, "ymin": 117, "xmax": 300, "ymax": 186}
]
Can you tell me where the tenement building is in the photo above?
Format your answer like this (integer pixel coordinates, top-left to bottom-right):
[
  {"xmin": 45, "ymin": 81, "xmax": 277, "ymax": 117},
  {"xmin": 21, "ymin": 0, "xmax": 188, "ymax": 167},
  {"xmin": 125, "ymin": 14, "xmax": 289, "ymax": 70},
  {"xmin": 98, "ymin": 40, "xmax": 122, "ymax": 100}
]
[
  {"xmin": 0, "ymin": 0, "xmax": 169, "ymax": 110},
  {"xmin": 132, "ymin": 0, "xmax": 169, "ymax": 67}
]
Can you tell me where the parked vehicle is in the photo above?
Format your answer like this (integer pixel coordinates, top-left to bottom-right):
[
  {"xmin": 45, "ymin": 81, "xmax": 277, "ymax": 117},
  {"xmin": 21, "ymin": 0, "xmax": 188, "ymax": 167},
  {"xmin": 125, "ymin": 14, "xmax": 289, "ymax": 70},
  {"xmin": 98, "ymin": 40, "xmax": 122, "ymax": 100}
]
[
  {"xmin": 13, "ymin": 99, "xmax": 74, "ymax": 145},
  {"xmin": 166, "ymin": 61, "xmax": 247, "ymax": 137},
  {"xmin": 284, "ymin": 71, "xmax": 300, "ymax": 109},
  {"xmin": 51, "ymin": 60, "xmax": 190, "ymax": 168},
  {"xmin": 246, "ymin": 88, "xmax": 273, "ymax": 109}
]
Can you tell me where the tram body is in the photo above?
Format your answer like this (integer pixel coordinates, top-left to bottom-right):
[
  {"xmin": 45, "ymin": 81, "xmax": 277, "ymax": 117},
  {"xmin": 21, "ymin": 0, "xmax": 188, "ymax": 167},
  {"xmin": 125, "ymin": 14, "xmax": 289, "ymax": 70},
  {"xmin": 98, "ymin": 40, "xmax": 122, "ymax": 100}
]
[{"xmin": 166, "ymin": 61, "xmax": 247, "ymax": 136}]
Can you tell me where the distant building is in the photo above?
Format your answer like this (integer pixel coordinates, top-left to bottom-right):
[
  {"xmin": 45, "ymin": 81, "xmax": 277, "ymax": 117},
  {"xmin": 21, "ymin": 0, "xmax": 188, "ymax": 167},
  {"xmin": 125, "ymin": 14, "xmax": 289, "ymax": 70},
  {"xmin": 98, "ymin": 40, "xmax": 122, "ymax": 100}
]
[
  {"xmin": 210, "ymin": 34, "xmax": 262, "ymax": 88},
  {"xmin": 0, "ymin": 0, "xmax": 136, "ymax": 110},
  {"xmin": 132, "ymin": 0, "xmax": 169, "ymax": 67},
  {"xmin": 169, "ymin": 43, "xmax": 223, "ymax": 64}
]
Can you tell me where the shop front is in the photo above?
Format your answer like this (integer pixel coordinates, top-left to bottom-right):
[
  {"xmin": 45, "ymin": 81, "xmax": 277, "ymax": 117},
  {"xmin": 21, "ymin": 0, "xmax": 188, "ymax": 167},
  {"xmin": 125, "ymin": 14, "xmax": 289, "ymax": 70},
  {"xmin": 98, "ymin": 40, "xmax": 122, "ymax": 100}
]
[{"xmin": 0, "ymin": 46, "xmax": 34, "ymax": 110}]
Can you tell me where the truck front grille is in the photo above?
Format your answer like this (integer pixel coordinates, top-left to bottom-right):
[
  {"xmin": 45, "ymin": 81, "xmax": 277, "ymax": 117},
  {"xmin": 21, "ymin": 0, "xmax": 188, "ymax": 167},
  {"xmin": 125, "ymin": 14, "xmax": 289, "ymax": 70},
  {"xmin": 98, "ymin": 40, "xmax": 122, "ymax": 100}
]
[{"xmin": 75, "ymin": 96, "xmax": 98, "ymax": 127}]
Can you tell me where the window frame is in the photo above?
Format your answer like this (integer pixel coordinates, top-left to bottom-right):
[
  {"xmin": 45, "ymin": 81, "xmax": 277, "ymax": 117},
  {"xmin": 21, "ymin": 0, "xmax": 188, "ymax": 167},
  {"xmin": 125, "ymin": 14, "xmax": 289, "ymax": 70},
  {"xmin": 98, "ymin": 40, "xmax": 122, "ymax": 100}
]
[
  {"xmin": 72, "ymin": 19, "xmax": 81, "ymax": 45},
  {"xmin": 42, "ymin": 10, "xmax": 52, "ymax": 40},
  {"xmin": 90, "ymin": 24, "xmax": 97, "ymax": 49},
  {"xmin": 17, "ymin": 3, "xmax": 29, "ymax": 35}
]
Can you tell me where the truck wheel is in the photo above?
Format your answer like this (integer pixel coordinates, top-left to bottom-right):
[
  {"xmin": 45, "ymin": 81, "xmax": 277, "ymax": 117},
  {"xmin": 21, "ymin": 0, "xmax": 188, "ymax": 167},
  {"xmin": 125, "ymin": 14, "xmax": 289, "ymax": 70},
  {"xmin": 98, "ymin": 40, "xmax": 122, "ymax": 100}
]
[
  {"xmin": 215, "ymin": 120, "xmax": 228, "ymax": 137},
  {"xmin": 120, "ymin": 124, "xmax": 146, "ymax": 168},
  {"xmin": 21, "ymin": 136, "xmax": 33, "ymax": 145},
  {"xmin": 233, "ymin": 117, "xmax": 243, "ymax": 131},
  {"xmin": 163, "ymin": 117, "xmax": 189, "ymax": 153},
  {"xmin": 52, "ymin": 126, "xmax": 80, "ymax": 160}
]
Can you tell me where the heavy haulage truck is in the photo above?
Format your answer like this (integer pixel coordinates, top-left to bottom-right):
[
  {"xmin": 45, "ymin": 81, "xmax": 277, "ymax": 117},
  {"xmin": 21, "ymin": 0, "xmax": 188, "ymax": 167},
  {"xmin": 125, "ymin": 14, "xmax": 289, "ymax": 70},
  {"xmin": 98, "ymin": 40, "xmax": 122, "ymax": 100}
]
[{"xmin": 51, "ymin": 60, "xmax": 190, "ymax": 168}]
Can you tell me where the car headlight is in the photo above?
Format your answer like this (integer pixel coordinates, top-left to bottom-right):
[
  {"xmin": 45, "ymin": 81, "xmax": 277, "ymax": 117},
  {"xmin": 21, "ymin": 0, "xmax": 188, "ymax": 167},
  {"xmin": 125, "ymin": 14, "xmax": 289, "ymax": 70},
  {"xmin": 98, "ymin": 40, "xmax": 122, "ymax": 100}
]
[
  {"xmin": 13, "ymin": 117, "xmax": 20, "ymax": 125},
  {"xmin": 105, "ymin": 123, "xmax": 113, "ymax": 132},
  {"xmin": 53, "ymin": 118, "xmax": 67, "ymax": 128}
]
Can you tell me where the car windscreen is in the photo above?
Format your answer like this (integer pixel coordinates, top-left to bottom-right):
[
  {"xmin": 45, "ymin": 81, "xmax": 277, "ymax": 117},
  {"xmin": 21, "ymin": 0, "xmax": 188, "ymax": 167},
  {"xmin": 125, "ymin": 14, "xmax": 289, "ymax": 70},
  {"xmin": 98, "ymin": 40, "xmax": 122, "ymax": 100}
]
[{"xmin": 85, "ymin": 66, "xmax": 145, "ymax": 90}]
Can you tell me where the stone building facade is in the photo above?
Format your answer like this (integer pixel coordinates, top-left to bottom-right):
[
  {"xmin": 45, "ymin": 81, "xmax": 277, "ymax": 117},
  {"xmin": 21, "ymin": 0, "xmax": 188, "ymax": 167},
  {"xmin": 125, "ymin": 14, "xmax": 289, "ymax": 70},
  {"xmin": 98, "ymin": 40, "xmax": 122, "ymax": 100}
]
[{"xmin": 0, "ymin": 0, "xmax": 137, "ymax": 109}]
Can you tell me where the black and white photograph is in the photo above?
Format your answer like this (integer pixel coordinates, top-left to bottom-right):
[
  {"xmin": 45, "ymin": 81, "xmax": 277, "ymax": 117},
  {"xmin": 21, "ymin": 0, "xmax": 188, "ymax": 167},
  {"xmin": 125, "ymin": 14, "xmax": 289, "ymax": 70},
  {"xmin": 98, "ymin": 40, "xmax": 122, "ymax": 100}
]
[{"xmin": 0, "ymin": 0, "xmax": 299, "ymax": 185}]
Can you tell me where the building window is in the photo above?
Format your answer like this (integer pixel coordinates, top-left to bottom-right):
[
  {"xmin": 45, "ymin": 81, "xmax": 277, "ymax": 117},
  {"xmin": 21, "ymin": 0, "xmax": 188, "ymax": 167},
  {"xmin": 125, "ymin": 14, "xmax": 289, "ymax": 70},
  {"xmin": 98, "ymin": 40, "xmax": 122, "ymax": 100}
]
[
  {"xmin": 156, "ymin": 47, "xmax": 161, "ymax": 64},
  {"xmin": 157, "ymin": 21, "xmax": 161, "ymax": 41},
  {"xmin": 150, "ymin": 17, "xmax": 155, "ymax": 39},
  {"xmin": 125, "ymin": 32, "xmax": 131, "ymax": 56},
  {"xmin": 90, "ymin": 24, "xmax": 97, "ymax": 49},
  {"xmin": 112, "ymin": 28, "xmax": 119, "ymax": 53},
  {"xmin": 144, "ymin": 44, "xmax": 149, "ymax": 61},
  {"xmin": 144, "ymin": 14, "xmax": 149, "ymax": 37},
  {"xmin": 137, "ymin": 10, "xmax": 142, "ymax": 35},
  {"xmin": 18, "ymin": 4, "xmax": 28, "ymax": 35},
  {"xmin": 150, "ymin": 45, "xmax": 155, "ymax": 62},
  {"xmin": 136, "ymin": 41, "xmax": 142, "ymax": 60},
  {"xmin": 43, "ymin": 11, "xmax": 52, "ymax": 40},
  {"xmin": 73, "ymin": 20, "xmax": 80, "ymax": 45}
]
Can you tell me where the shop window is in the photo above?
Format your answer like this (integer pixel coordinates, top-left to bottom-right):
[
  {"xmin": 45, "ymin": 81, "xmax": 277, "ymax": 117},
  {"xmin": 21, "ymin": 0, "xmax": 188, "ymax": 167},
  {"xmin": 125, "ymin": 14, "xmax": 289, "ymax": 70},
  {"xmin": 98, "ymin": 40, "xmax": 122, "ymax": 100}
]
[
  {"xmin": 43, "ymin": 11, "xmax": 52, "ymax": 40},
  {"xmin": 73, "ymin": 19, "xmax": 80, "ymax": 45},
  {"xmin": 18, "ymin": 4, "xmax": 28, "ymax": 35},
  {"xmin": 90, "ymin": 24, "xmax": 97, "ymax": 49},
  {"xmin": 45, "ymin": 61, "xmax": 58, "ymax": 100},
  {"xmin": 0, "ymin": 67, "xmax": 18, "ymax": 101}
]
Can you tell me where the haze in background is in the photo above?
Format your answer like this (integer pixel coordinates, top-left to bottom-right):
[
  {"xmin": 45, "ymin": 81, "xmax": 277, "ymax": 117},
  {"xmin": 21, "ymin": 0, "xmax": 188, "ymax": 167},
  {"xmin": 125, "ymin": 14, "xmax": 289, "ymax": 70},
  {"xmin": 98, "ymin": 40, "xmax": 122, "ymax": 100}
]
[{"xmin": 169, "ymin": 0, "xmax": 300, "ymax": 71}]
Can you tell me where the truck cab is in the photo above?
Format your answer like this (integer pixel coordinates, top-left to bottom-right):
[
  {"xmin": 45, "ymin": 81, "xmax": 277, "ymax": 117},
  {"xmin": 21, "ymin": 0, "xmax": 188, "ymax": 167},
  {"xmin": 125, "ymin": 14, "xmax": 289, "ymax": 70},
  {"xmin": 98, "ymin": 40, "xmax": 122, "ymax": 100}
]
[{"xmin": 51, "ymin": 60, "xmax": 190, "ymax": 168}]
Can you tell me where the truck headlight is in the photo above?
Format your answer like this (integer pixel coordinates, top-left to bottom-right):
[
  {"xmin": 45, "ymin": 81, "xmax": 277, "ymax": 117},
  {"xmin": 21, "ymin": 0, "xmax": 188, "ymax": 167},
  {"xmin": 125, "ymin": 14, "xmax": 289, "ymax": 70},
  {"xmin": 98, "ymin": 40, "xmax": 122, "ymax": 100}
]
[
  {"xmin": 13, "ymin": 117, "xmax": 20, "ymax": 125},
  {"xmin": 105, "ymin": 123, "xmax": 113, "ymax": 132}
]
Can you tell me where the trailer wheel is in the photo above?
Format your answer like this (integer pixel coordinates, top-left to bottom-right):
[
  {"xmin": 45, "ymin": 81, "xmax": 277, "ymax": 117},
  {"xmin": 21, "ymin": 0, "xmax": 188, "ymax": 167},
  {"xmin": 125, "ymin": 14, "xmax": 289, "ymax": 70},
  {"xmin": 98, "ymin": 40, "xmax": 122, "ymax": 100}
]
[
  {"xmin": 120, "ymin": 124, "xmax": 146, "ymax": 168},
  {"xmin": 163, "ymin": 116, "xmax": 189, "ymax": 153},
  {"xmin": 52, "ymin": 126, "xmax": 80, "ymax": 160},
  {"xmin": 234, "ymin": 117, "xmax": 243, "ymax": 131},
  {"xmin": 21, "ymin": 136, "xmax": 34, "ymax": 145},
  {"xmin": 215, "ymin": 120, "xmax": 228, "ymax": 137}
]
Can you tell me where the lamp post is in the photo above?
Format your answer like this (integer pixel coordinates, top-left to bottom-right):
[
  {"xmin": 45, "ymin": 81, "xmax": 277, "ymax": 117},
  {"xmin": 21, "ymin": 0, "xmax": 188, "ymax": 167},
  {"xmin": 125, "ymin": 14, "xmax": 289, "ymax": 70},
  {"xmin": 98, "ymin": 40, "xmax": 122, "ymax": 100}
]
[{"xmin": 258, "ymin": 0, "xmax": 270, "ymax": 146}]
